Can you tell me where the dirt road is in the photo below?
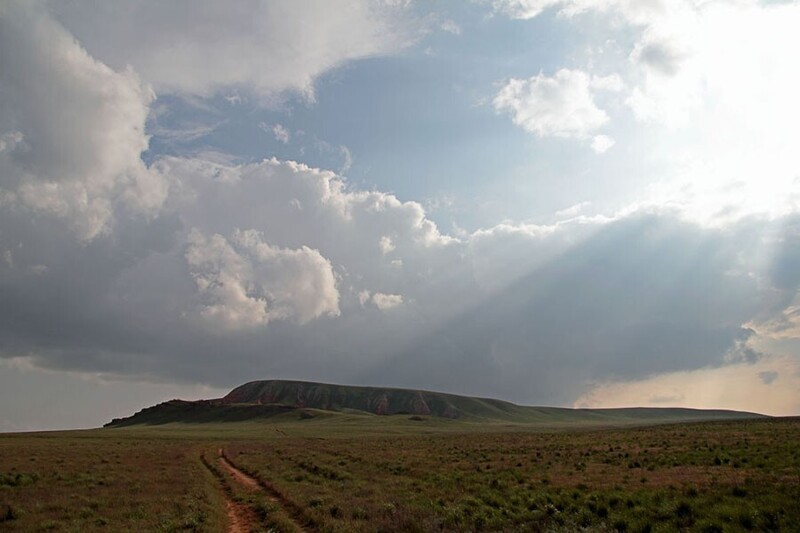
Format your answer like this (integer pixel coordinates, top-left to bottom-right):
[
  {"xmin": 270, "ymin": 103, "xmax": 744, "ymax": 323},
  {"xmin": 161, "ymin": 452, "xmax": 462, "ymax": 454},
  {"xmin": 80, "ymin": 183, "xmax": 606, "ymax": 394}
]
[{"xmin": 203, "ymin": 448, "xmax": 311, "ymax": 533}]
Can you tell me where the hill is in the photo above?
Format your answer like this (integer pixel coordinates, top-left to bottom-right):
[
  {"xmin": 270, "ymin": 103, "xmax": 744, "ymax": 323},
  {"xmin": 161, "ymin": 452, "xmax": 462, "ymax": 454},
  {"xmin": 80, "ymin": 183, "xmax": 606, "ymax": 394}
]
[{"xmin": 105, "ymin": 379, "xmax": 767, "ymax": 427}]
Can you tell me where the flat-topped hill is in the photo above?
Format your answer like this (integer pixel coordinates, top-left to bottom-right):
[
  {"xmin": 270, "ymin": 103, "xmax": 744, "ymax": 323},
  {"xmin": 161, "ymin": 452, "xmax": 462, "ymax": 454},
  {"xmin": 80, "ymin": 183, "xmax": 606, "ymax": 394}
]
[{"xmin": 105, "ymin": 379, "xmax": 767, "ymax": 427}]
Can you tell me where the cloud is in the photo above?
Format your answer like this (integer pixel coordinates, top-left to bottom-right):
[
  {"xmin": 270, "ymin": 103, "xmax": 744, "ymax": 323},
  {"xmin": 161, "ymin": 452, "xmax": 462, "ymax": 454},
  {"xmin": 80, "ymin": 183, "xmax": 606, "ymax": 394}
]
[
  {"xmin": 555, "ymin": 201, "xmax": 591, "ymax": 218},
  {"xmin": 371, "ymin": 292, "xmax": 404, "ymax": 311},
  {"xmin": 590, "ymin": 73, "xmax": 625, "ymax": 92},
  {"xmin": 495, "ymin": 0, "xmax": 800, "ymax": 224},
  {"xmin": 0, "ymin": 131, "xmax": 24, "ymax": 154},
  {"xmin": 0, "ymin": 148, "xmax": 791, "ymax": 411},
  {"xmin": 185, "ymin": 229, "xmax": 339, "ymax": 330},
  {"xmin": 631, "ymin": 36, "xmax": 688, "ymax": 77},
  {"xmin": 494, "ymin": 69, "xmax": 609, "ymax": 139},
  {"xmin": 46, "ymin": 0, "xmax": 415, "ymax": 99},
  {"xmin": 379, "ymin": 236, "xmax": 396, "ymax": 254},
  {"xmin": 271, "ymin": 124, "xmax": 290, "ymax": 144},
  {"xmin": 440, "ymin": 19, "xmax": 462, "ymax": 35},
  {"xmin": 339, "ymin": 145, "xmax": 354, "ymax": 174},
  {"xmin": 491, "ymin": 0, "xmax": 562, "ymax": 20},
  {"xmin": 591, "ymin": 135, "xmax": 615, "ymax": 154},
  {"xmin": 492, "ymin": 0, "xmax": 668, "ymax": 22},
  {"xmin": 758, "ymin": 371, "xmax": 778, "ymax": 385},
  {"xmin": 0, "ymin": 2, "xmax": 167, "ymax": 241}
]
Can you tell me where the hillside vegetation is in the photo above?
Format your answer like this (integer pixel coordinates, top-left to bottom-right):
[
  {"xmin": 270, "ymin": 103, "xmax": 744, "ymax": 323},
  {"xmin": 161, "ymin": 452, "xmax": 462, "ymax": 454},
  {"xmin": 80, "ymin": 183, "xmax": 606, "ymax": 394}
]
[{"xmin": 106, "ymin": 379, "xmax": 766, "ymax": 428}]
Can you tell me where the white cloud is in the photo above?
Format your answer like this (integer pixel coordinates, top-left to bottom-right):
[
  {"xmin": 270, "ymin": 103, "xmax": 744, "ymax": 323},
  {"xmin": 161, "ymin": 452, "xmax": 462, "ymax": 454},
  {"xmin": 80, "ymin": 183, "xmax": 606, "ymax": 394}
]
[
  {"xmin": 494, "ymin": 69, "xmax": 609, "ymax": 139},
  {"xmin": 492, "ymin": 0, "xmax": 562, "ymax": 20},
  {"xmin": 0, "ymin": 131, "xmax": 24, "ymax": 154},
  {"xmin": 379, "ymin": 236, "xmax": 395, "ymax": 254},
  {"xmin": 440, "ymin": 19, "xmax": 462, "ymax": 35},
  {"xmin": 358, "ymin": 289, "xmax": 372, "ymax": 307},
  {"xmin": 371, "ymin": 292, "xmax": 404, "ymax": 310},
  {"xmin": 156, "ymin": 155, "xmax": 458, "ymax": 322},
  {"xmin": 339, "ymin": 145, "xmax": 353, "ymax": 174},
  {"xmin": 185, "ymin": 228, "xmax": 340, "ymax": 330},
  {"xmin": 590, "ymin": 73, "xmax": 625, "ymax": 92},
  {"xmin": 0, "ymin": 2, "xmax": 167, "ymax": 241},
  {"xmin": 158, "ymin": 156, "xmax": 455, "ymax": 254},
  {"xmin": 492, "ymin": 0, "xmax": 669, "ymax": 22},
  {"xmin": 185, "ymin": 230, "xmax": 270, "ymax": 329},
  {"xmin": 47, "ymin": 0, "xmax": 415, "ymax": 99},
  {"xmin": 555, "ymin": 201, "xmax": 591, "ymax": 218},
  {"xmin": 591, "ymin": 134, "xmax": 615, "ymax": 154},
  {"xmin": 272, "ymin": 124, "xmax": 290, "ymax": 144}
]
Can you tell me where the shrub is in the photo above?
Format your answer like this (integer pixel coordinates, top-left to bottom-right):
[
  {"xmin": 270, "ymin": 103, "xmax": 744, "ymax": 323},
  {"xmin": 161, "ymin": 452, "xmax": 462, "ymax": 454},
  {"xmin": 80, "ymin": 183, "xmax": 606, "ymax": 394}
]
[
  {"xmin": 738, "ymin": 512, "xmax": 755, "ymax": 530},
  {"xmin": 676, "ymin": 502, "xmax": 693, "ymax": 518},
  {"xmin": 308, "ymin": 497, "xmax": 324, "ymax": 508},
  {"xmin": 351, "ymin": 507, "xmax": 369, "ymax": 520},
  {"xmin": 1, "ymin": 505, "xmax": 18, "ymax": 522},
  {"xmin": 698, "ymin": 521, "xmax": 723, "ymax": 533}
]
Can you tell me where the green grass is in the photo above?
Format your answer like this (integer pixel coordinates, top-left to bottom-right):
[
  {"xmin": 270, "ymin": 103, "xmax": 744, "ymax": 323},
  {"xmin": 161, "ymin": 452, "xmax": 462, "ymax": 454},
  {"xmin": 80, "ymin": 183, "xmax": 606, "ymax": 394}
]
[{"xmin": 1, "ymin": 416, "xmax": 797, "ymax": 531}]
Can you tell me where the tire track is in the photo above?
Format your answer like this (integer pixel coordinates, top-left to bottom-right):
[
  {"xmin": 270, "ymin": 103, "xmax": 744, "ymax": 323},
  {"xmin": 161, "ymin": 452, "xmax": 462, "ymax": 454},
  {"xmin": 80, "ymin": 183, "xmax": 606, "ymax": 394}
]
[
  {"xmin": 200, "ymin": 452, "xmax": 259, "ymax": 533},
  {"xmin": 219, "ymin": 448, "xmax": 315, "ymax": 532}
]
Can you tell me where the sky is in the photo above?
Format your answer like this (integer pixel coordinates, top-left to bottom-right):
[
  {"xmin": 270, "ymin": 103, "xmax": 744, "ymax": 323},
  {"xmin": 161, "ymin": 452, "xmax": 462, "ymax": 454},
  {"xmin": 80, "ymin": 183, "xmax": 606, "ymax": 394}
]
[{"xmin": 1, "ymin": 0, "xmax": 799, "ymax": 431}]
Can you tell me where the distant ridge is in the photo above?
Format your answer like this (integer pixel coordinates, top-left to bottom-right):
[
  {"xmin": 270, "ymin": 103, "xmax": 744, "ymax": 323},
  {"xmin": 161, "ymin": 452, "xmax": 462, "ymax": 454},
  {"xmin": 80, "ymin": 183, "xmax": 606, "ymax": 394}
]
[
  {"xmin": 105, "ymin": 379, "xmax": 767, "ymax": 427},
  {"xmin": 221, "ymin": 379, "xmax": 511, "ymax": 418}
]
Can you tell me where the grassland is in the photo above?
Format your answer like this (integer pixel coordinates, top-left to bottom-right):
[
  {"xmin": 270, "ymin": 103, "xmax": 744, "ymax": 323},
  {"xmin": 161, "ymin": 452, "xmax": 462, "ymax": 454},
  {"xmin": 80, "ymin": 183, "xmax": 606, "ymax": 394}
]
[
  {"xmin": 0, "ymin": 429, "xmax": 227, "ymax": 531},
  {"xmin": 1, "ymin": 415, "xmax": 798, "ymax": 532}
]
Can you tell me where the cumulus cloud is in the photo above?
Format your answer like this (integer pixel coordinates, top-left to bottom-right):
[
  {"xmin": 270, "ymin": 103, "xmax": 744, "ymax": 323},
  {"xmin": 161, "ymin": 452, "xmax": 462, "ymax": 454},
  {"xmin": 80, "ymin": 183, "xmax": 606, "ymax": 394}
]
[
  {"xmin": 0, "ymin": 147, "xmax": 790, "ymax": 409},
  {"xmin": 0, "ymin": 131, "xmax": 24, "ymax": 154},
  {"xmin": 271, "ymin": 124, "xmax": 290, "ymax": 144},
  {"xmin": 494, "ymin": 69, "xmax": 609, "ymax": 139},
  {"xmin": 758, "ymin": 371, "xmax": 778, "ymax": 385},
  {"xmin": 379, "ymin": 236, "xmax": 396, "ymax": 254},
  {"xmin": 0, "ymin": 2, "xmax": 167, "ymax": 241},
  {"xmin": 591, "ymin": 134, "xmax": 615, "ymax": 154},
  {"xmin": 491, "ymin": 0, "xmax": 562, "ymax": 20},
  {"xmin": 185, "ymin": 229, "xmax": 339, "ymax": 329},
  {"xmin": 46, "ymin": 0, "xmax": 415, "ymax": 99},
  {"xmin": 492, "ymin": 0, "xmax": 667, "ymax": 22},
  {"xmin": 590, "ymin": 73, "xmax": 625, "ymax": 92},
  {"xmin": 371, "ymin": 292, "xmax": 404, "ymax": 311},
  {"xmin": 440, "ymin": 19, "xmax": 462, "ymax": 35}
]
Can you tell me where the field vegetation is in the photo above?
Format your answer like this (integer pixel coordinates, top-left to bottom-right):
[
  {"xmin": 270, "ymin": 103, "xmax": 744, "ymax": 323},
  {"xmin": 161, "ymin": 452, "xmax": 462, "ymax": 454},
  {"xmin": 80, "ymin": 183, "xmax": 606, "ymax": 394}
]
[
  {"xmin": 1, "ymin": 416, "xmax": 798, "ymax": 532},
  {"xmin": 227, "ymin": 417, "xmax": 800, "ymax": 532},
  {"xmin": 0, "ymin": 431, "xmax": 226, "ymax": 531}
]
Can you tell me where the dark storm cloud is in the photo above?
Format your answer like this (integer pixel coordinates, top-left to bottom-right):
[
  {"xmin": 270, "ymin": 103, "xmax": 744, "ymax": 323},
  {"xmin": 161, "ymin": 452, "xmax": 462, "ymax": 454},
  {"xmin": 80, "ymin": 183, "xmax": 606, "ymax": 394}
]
[
  {"xmin": 359, "ymin": 215, "xmax": 765, "ymax": 404},
  {"xmin": 1, "ymin": 187, "xmax": 777, "ymax": 406}
]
